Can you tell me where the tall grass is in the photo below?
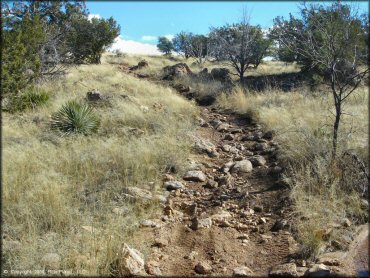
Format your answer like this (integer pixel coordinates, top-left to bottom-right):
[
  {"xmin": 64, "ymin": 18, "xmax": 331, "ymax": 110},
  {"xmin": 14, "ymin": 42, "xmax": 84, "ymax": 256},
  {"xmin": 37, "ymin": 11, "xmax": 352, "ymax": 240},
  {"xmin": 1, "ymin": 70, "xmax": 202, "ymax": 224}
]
[{"xmin": 2, "ymin": 62, "xmax": 197, "ymax": 274}]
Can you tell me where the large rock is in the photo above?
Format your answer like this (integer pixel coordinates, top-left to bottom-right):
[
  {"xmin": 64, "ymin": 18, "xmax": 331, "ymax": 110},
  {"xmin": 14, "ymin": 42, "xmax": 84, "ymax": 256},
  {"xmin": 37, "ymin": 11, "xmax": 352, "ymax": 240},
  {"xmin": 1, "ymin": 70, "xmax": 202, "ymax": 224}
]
[
  {"xmin": 211, "ymin": 68, "xmax": 233, "ymax": 84},
  {"xmin": 233, "ymin": 266, "xmax": 254, "ymax": 277},
  {"xmin": 304, "ymin": 264, "xmax": 330, "ymax": 277},
  {"xmin": 86, "ymin": 89, "xmax": 103, "ymax": 101},
  {"xmin": 118, "ymin": 244, "xmax": 145, "ymax": 275},
  {"xmin": 145, "ymin": 260, "xmax": 162, "ymax": 276},
  {"xmin": 129, "ymin": 60, "xmax": 148, "ymax": 71},
  {"xmin": 183, "ymin": 171, "xmax": 207, "ymax": 182},
  {"xmin": 269, "ymin": 263, "xmax": 298, "ymax": 277},
  {"xmin": 231, "ymin": 160, "xmax": 253, "ymax": 173},
  {"xmin": 190, "ymin": 217, "xmax": 212, "ymax": 230},
  {"xmin": 162, "ymin": 63, "xmax": 192, "ymax": 80}
]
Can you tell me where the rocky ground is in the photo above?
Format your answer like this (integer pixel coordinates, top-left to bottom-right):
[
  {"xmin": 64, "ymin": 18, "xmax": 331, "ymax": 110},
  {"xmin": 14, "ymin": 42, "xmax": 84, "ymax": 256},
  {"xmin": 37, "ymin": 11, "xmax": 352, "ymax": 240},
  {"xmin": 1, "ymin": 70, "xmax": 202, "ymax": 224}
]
[{"xmin": 115, "ymin": 61, "xmax": 369, "ymax": 277}]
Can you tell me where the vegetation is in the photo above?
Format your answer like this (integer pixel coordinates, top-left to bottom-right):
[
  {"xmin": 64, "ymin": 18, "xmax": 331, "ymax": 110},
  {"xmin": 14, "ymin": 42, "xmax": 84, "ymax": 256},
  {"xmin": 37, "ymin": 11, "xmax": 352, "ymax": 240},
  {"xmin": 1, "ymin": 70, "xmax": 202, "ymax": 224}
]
[
  {"xmin": 157, "ymin": 36, "xmax": 174, "ymax": 55},
  {"xmin": 51, "ymin": 101, "xmax": 101, "ymax": 136}
]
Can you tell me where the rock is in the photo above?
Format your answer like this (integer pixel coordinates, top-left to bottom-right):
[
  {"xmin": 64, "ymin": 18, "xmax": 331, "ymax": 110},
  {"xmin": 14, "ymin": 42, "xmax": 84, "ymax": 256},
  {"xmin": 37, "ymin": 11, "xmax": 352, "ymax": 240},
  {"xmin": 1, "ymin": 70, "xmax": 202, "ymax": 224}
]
[
  {"xmin": 210, "ymin": 68, "xmax": 233, "ymax": 84},
  {"xmin": 237, "ymin": 234, "xmax": 249, "ymax": 240},
  {"xmin": 271, "ymin": 219, "xmax": 288, "ymax": 232},
  {"xmin": 123, "ymin": 187, "xmax": 153, "ymax": 202},
  {"xmin": 210, "ymin": 119, "xmax": 223, "ymax": 128},
  {"xmin": 253, "ymin": 205, "xmax": 263, "ymax": 213},
  {"xmin": 259, "ymin": 217, "xmax": 267, "ymax": 224},
  {"xmin": 153, "ymin": 238, "xmax": 168, "ymax": 248},
  {"xmin": 263, "ymin": 130, "xmax": 275, "ymax": 140},
  {"xmin": 138, "ymin": 60, "xmax": 148, "ymax": 68},
  {"xmin": 224, "ymin": 134, "xmax": 235, "ymax": 140},
  {"xmin": 139, "ymin": 219, "xmax": 160, "ymax": 228},
  {"xmin": 269, "ymin": 263, "xmax": 298, "ymax": 277},
  {"xmin": 304, "ymin": 264, "xmax": 330, "ymax": 277},
  {"xmin": 86, "ymin": 89, "xmax": 103, "ymax": 101},
  {"xmin": 342, "ymin": 218, "xmax": 351, "ymax": 227},
  {"xmin": 145, "ymin": 260, "xmax": 162, "ymax": 276},
  {"xmin": 317, "ymin": 256, "xmax": 340, "ymax": 266},
  {"xmin": 118, "ymin": 244, "xmax": 145, "ymax": 275},
  {"xmin": 231, "ymin": 160, "xmax": 253, "ymax": 173},
  {"xmin": 190, "ymin": 217, "xmax": 212, "ymax": 230},
  {"xmin": 211, "ymin": 210, "xmax": 232, "ymax": 222},
  {"xmin": 254, "ymin": 142, "xmax": 269, "ymax": 151},
  {"xmin": 41, "ymin": 253, "xmax": 61, "ymax": 270},
  {"xmin": 233, "ymin": 266, "xmax": 253, "ymax": 276},
  {"xmin": 217, "ymin": 123, "xmax": 230, "ymax": 132},
  {"xmin": 222, "ymin": 144, "xmax": 232, "ymax": 152},
  {"xmin": 269, "ymin": 166, "xmax": 283, "ymax": 177},
  {"xmin": 204, "ymin": 179, "xmax": 218, "ymax": 189},
  {"xmin": 183, "ymin": 171, "xmax": 207, "ymax": 182},
  {"xmin": 193, "ymin": 136, "xmax": 219, "ymax": 157},
  {"xmin": 165, "ymin": 181, "xmax": 183, "ymax": 191},
  {"xmin": 162, "ymin": 63, "xmax": 192, "ymax": 79},
  {"xmin": 253, "ymin": 131, "xmax": 263, "ymax": 140},
  {"xmin": 174, "ymin": 83, "xmax": 190, "ymax": 93},
  {"xmin": 249, "ymin": 155, "xmax": 267, "ymax": 166},
  {"xmin": 185, "ymin": 251, "xmax": 198, "ymax": 260},
  {"xmin": 194, "ymin": 261, "xmax": 212, "ymax": 274}
]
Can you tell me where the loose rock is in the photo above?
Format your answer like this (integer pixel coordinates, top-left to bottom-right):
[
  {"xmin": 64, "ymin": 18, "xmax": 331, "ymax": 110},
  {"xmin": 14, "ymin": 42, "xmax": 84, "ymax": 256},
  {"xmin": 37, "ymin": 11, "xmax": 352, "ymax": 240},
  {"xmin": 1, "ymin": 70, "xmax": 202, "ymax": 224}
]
[
  {"xmin": 269, "ymin": 263, "xmax": 298, "ymax": 277},
  {"xmin": 183, "ymin": 171, "xmax": 207, "ymax": 182},
  {"xmin": 233, "ymin": 266, "xmax": 253, "ymax": 277},
  {"xmin": 118, "ymin": 244, "xmax": 145, "ymax": 275},
  {"xmin": 194, "ymin": 261, "xmax": 212, "ymax": 274},
  {"xmin": 165, "ymin": 181, "xmax": 183, "ymax": 191}
]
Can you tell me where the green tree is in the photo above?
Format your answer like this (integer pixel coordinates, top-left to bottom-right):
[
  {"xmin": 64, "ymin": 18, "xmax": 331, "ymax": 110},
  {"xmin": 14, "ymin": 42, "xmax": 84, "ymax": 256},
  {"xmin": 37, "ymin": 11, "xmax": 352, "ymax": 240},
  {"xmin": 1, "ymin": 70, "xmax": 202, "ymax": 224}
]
[
  {"xmin": 272, "ymin": 2, "xmax": 369, "ymax": 157},
  {"xmin": 157, "ymin": 36, "xmax": 174, "ymax": 55},
  {"xmin": 172, "ymin": 32, "xmax": 192, "ymax": 58},
  {"xmin": 67, "ymin": 16, "xmax": 120, "ymax": 64}
]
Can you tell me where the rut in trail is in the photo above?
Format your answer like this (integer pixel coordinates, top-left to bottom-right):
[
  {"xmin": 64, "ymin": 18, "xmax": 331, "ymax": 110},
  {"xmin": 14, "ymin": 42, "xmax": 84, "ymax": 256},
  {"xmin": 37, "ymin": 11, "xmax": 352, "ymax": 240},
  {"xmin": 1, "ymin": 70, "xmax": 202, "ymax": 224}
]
[{"xmin": 135, "ymin": 105, "xmax": 297, "ymax": 276}]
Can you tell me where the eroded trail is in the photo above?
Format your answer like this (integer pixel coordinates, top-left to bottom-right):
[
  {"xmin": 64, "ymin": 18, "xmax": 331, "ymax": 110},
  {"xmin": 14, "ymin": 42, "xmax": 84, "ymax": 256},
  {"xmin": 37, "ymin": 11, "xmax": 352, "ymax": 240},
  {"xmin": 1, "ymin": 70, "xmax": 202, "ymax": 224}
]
[{"xmin": 137, "ymin": 107, "xmax": 297, "ymax": 276}]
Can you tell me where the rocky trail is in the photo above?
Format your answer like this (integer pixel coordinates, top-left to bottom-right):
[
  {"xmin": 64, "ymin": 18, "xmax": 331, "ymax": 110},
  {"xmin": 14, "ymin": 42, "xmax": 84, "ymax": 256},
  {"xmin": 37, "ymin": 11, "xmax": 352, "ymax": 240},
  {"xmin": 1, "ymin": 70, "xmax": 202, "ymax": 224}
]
[{"xmin": 117, "ymin": 62, "xmax": 368, "ymax": 277}]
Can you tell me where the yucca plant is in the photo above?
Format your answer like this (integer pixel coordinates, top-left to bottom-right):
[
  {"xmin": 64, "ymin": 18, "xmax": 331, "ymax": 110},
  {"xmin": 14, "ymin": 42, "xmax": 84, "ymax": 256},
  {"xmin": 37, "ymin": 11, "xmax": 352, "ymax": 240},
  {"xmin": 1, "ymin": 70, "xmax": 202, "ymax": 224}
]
[{"xmin": 51, "ymin": 101, "xmax": 100, "ymax": 136}]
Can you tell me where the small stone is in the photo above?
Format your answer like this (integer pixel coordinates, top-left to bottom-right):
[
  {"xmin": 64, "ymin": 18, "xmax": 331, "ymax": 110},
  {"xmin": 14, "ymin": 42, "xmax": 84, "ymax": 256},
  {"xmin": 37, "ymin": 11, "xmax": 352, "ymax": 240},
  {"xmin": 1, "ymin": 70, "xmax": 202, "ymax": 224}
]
[
  {"xmin": 237, "ymin": 234, "xmax": 249, "ymax": 240},
  {"xmin": 194, "ymin": 261, "xmax": 212, "ymax": 274},
  {"xmin": 190, "ymin": 217, "xmax": 212, "ymax": 230},
  {"xmin": 269, "ymin": 262, "xmax": 298, "ymax": 277},
  {"xmin": 224, "ymin": 134, "xmax": 234, "ymax": 140},
  {"xmin": 249, "ymin": 155, "xmax": 266, "ymax": 167},
  {"xmin": 254, "ymin": 142, "xmax": 268, "ymax": 151},
  {"xmin": 183, "ymin": 171, "xmax": 207, "ymax": 182},
  {"xmin": 216, "ymin": 123, "xmax": 229, "ymax": 132},
  {"xmin": 342, "ymin": 218, "xmax": 351, "ymax": 227},
  {"xmin": 263, "ymin": 131, "xmax": 275, "ymax": 140},
  {"xmin": 185, "ymin": 251, "xmax": 198, "ymax": 260},
  {"xmin": 271, "ymin": 219, "xmax": 287, "ymax": 231},
  {"xmin": 164, "ymin": 181, "xmax": 183, "ymax": 191},
  {"xmin": 318, "ymin": 257, "xmax": 341, "ymax": 266},
  {"xmin": 163, "ymin": 174, "xmax": 174, "ymax": 181},
  {"xmin": 222, "ymin": 144, "xmax": 232, "ymax": 152},
  {"xmin": 139, "ymin": 220, "xmax": 158, "ymax": 228},
  {"xmin": 41, "ymin": 253, "xmax": 61, "ymax": 270},
  {"xmin": 145, "ymin": 260, "xmax": 162, "ymax": 276},
  {"xmin": 304, "ymin": 264, "xmax": 330, "ymax": 277},
  {"xmin": 259, "ymin": 217, "xmax": 267, "ymax": 224},
  {"xmin": 231, "ymin": 160, "xmax": 253, "ymax": 173},
  {"xmin": 253, "ymin": 205, "xmax": 263, "ymax": 213},
  {"xmin": 233, "ymin": 266, "xmax": 253, "ymax": 276},
  {"xmin": 204, "ymin": 179, "xmax": 218, "ymax": 189},
  {"xmin": 153, "ymin": 238, "xmax": 168, "ymax": 248}
]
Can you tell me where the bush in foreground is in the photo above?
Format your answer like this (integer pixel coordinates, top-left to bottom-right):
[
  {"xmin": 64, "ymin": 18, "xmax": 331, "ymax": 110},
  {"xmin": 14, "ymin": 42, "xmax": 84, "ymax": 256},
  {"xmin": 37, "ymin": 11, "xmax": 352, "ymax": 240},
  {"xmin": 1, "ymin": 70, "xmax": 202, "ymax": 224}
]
[{"xmin": 51, "ymin": 101, "xmax": 100, "ymax": 136}]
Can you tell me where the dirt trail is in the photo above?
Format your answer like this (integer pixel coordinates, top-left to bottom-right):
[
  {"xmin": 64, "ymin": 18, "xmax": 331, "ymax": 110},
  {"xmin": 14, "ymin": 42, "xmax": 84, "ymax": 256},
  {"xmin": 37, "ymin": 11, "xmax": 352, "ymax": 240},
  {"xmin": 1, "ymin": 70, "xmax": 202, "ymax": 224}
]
[
  {"xmin": 136, "ymin": 106, "xmax": 296, "ymax": 276},
  {"xmin": 122, "ymin": 65, "xmax": 368, "ymax": 277}
]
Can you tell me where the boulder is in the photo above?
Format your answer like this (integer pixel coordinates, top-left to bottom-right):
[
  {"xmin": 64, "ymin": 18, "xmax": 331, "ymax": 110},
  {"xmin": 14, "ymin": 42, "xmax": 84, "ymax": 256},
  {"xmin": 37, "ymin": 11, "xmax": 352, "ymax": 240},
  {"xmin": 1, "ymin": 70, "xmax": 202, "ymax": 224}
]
[
  {"xmin": 231, "ymin": 160, "xmax": 253, "ymax": 173},
  {"xmin": 162, "ymin": 63, "xmax": 192, "ymax": 80},
  {"xmin": 249, "ymin": 155, "xmax": 266, "ymax": 166},
  {"xmin": 86, "ymin": 89, "xmax": 103, "ymax": 101},
  {"xmin": 190, "ymin": 217, "xmax": 212, "ymax": 230},
  {"xmin": 129, "ymin": 60, "xmax": 148, "ymax": 71},
  {"xmin": 193, "ymin": 136, "xmax": 219, "ymax": 157},
  {"xmin": 211, "ymin": 68, "xmax": 233, "ymax": 84},
  {"xmin": 164, "ymin": 181, "xmax": 184, "ymax": 191}
]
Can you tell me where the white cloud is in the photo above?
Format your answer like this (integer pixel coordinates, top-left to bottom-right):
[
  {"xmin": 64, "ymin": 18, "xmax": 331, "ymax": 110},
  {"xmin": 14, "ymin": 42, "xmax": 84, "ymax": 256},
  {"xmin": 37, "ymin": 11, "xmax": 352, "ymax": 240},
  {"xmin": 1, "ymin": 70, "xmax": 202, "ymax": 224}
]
[
  {"xmin": 109, "ymin": 36, "xmax": 161, "ymax": 55},
  {"xmin": 164, "ymin": 34, "xmax": 175, "ymax": 40},
  {"xmin": 142, "ymin": 35, "xmax": 157, "ymax": 41},
  {"xmin": 88, "ymin": 14, "xmax": 101, "ymax": 20}
]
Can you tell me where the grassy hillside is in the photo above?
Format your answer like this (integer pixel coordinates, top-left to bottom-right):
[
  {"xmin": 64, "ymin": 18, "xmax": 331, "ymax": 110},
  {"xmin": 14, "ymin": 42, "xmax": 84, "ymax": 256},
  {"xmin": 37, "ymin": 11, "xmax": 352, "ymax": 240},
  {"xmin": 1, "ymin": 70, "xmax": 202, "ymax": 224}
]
[{"xmin": 2, "ymin": 61, "xmax": 197, "ymax": 274}]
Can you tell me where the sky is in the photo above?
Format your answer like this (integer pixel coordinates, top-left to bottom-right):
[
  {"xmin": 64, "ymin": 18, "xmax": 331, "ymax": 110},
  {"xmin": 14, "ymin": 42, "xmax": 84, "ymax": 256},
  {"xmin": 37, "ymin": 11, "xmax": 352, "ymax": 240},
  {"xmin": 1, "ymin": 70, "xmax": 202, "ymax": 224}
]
[{"xmin": 86, "ymin": 1, "xmax": 369, "ymax": 55}]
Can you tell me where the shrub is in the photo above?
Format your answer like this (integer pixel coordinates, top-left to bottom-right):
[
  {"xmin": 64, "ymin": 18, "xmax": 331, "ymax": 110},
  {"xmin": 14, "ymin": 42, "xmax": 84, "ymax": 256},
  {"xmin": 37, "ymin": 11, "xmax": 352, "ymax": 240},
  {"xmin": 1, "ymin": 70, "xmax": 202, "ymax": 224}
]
[
  {"xmin": 51, "ymin": 101, "xmax": 100, "ymax": 136},
  {"xmin": 3, "ymin": 88, "xmax": 50, "ymax": 113}
]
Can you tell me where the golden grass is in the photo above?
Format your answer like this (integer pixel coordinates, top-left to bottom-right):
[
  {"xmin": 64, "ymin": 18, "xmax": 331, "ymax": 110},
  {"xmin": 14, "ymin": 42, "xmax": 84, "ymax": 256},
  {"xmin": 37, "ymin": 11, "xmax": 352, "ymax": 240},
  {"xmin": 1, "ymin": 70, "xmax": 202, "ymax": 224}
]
[
  {"xmin": 2, "ymin": 61, "xmax": 197, "ymax": 274},
  {"xmin": 218, "ymin": 84, "xmax": 368, "ymax": 257}
]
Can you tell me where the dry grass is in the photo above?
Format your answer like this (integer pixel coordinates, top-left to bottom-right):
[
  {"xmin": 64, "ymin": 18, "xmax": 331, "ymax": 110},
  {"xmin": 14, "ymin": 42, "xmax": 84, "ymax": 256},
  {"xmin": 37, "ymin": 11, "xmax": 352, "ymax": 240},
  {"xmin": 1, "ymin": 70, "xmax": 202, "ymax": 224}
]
[
  {"xmin": 2, "ymin": 61, "xmax": 197, "ymax": 274},
  {"xmin": 218, "ymin": 84, "xmax": 368, "ymax": 258}
]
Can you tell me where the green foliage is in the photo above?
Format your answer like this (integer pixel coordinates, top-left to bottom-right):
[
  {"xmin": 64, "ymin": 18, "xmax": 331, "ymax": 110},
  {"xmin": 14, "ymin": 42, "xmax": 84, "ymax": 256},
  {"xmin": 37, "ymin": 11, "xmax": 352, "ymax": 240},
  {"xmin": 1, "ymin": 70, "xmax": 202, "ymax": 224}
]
[
  {"xmin": 67, "ymin": 16, "xmax": 120, "ymax": 64},
  {"xmin": 157, "ymin": 36, "xmax": 174, "ymax": 55},
  {"xmin": 51, "ymin": 101, "xmax": 100, "ymax": 136},
  {"xmin": 3, "ymin": 88, "xmax": 50, "ymax": 113}
]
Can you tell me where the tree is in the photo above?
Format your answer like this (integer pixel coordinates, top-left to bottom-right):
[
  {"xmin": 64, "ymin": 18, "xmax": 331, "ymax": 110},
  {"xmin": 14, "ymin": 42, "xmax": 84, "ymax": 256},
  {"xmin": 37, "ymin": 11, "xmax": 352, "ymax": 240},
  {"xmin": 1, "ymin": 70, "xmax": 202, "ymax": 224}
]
[
  {"xmin": 67, "ymin": 16, "xmax": 120, "ymax": 64},
  {"xmin": 209, "ymin": 11, "xmax": 270, "ymax": 82},
  {"xmin": 172, "ymin": 32, "xmax": 192, "ymax": 58},
  {"xmin": 157, "ymin": 36, "xmax": 174, "ymax": 55},
  {"xmin": 272, "ymin": 2, "xmax": 369, "ymax": 157},
  {"xmin": 188, "ymin": 34, "xmax": 209, "ymax": 64}
]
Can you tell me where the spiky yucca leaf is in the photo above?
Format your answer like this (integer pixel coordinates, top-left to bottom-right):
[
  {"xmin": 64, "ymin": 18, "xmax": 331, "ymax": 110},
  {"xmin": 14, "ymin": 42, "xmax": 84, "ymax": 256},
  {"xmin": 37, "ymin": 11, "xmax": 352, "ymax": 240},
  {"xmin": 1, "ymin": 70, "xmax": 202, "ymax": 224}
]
[{"xmin": 51, "ymin": 101, "xmax": 100, "ymax": 136}]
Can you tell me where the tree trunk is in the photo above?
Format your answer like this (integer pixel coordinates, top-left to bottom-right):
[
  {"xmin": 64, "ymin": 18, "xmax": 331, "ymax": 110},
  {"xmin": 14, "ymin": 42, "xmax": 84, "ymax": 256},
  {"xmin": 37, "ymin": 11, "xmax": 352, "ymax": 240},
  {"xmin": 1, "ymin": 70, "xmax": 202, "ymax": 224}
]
[{"xmin": 332, "ymin": 96, "xmax": 341, "ymax": 158}]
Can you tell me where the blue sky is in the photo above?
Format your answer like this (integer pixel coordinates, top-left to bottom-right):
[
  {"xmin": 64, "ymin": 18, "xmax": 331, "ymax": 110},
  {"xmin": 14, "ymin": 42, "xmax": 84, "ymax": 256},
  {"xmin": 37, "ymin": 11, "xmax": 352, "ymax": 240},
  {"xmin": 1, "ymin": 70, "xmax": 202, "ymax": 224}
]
[{"xmin": 86, "ymin": 1, "xmax": 369, "ymax": 54}]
